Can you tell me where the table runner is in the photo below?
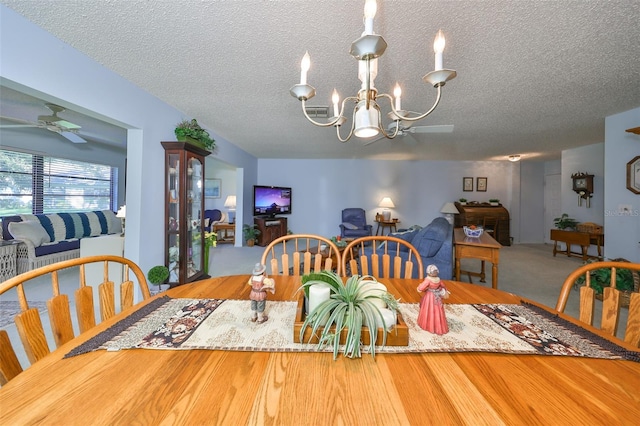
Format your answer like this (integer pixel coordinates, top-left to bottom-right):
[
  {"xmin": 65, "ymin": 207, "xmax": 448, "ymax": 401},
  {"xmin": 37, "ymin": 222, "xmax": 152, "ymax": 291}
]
[{"xmin": 66, "ymin": 296, "xmax": 640, "ymax": 362}]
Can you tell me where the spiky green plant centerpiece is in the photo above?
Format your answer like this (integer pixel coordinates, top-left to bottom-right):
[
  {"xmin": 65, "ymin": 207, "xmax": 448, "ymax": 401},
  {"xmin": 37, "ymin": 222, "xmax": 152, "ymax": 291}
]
[{"xmin": 299, "ymin": 270, "xmax": 399, "ymax": 359}]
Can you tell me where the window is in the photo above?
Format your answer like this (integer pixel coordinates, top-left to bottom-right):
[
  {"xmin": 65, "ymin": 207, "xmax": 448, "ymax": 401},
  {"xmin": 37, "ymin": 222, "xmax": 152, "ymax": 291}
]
[{"xmin": 0, "ymin": 149, "xmax": 118, "ymax": 216}]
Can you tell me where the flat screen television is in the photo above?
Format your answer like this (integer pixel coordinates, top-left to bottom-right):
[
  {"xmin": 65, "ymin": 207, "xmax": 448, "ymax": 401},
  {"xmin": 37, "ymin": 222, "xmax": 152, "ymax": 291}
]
[{"xmin": 253, "ymin": 185, "xmax": 292, "ymax": 217}]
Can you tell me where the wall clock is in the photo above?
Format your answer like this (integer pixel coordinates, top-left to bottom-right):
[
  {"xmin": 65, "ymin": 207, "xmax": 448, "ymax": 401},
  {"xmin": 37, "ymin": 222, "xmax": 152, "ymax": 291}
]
[
  {"xmin": 571, "ymin": 172, "xmax": 594, "ymax": 207},
  {"xmin": 627, "ymin": 155, "xmax": 640, "ymax": 194}
]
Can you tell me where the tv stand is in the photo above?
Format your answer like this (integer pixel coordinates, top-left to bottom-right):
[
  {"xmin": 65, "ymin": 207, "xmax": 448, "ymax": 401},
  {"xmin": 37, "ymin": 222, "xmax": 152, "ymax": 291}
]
[{"xmin": 254, "ymin": 216, "xmax": 287, "ymax": 247}]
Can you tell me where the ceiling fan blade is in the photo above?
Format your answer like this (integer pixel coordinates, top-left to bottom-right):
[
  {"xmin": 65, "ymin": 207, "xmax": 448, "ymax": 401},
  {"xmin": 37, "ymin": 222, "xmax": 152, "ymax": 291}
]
[
  {"xmin": 59, "ymin": 131, "xmax": 87, "ymax": 143},
  {"xmin": 0, "ymin": 124, "xmax": 39, "ymax": 128},
  {"xmin": 410, "ymin": 124, "xmax": 454, "ymax": 133},
  {"xmin": 403, "ymin": 132, "xmax": 418, "ymax": 146}
]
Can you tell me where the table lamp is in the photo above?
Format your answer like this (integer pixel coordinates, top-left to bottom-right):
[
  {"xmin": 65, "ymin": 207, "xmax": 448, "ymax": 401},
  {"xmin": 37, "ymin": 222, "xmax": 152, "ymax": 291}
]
[
  {"xmin": 378, "ymin": 197, "xmax": 395, "ymax": 221},
  {"xmin": 440, "ymin": 202, "xmax": 459, "ymax": 225},
  {"xmin": 116, "ymin": 205, "xmax": 126, "ymax": 235},
  {"xmin": 224, "ymin": 195, "xmax": 237, "ymax": 224}
]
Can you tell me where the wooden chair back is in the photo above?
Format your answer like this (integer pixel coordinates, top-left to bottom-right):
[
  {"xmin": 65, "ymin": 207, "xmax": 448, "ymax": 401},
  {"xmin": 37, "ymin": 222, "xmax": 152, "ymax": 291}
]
[
  {"xmin": 482, "ymin": 216, "xmax": 499, "ymax": 242},
  {"xmin": 0, "ymin": 255, "xmax": 151, "ymax": 385},
  {"xmin": 555, "ymin": 260, "xmax": 640, "ymax": 347},
  {"xmin": 341, "ymin": 236, "xmax": 424, "ymax": 280},
  {"xmin": 260, "ymin": 234, "xmax": 342, "ymax": 276}
]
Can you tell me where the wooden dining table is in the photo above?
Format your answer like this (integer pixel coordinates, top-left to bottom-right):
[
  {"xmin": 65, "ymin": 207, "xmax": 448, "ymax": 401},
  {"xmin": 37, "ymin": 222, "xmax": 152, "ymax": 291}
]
[{"xmin": 1, "ymin": 275, "xmax": 639, "ymax": 425}]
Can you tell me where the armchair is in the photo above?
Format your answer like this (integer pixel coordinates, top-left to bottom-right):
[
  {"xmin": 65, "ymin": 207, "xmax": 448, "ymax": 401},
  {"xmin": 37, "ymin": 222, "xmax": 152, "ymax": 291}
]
[
  {"xmin": 339, "ymin": 208, "xmax": 373, "ymax": 239},
  {"xmin": 204, "ymin": 209, "xmax": 225, "ymax": 232}
]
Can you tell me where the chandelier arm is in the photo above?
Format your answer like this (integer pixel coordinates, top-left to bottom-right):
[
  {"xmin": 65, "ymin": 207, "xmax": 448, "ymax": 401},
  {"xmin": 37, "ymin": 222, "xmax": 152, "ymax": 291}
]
[
  {"xmin": 300, "ymin": 100, "xmax": 343, "ymax": 127},
  {"xmin": 385, "ymin": 85, "xmax": 443, "ymax": 122},
  {"xmin": 336, "ymin": 121, "xmax": 355, "ymax": 143},
  {"xmin": 379, "ymin": 118, "xmax": 401, "ymax": 139}
]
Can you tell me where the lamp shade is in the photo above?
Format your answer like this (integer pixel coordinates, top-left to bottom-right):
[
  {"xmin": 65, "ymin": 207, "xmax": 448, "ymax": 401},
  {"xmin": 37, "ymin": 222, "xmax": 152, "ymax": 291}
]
[
  {"xmin": 440, "ymin": 202, "xmax": 459, "ymax": 214},
  {"xmin": 378, "ymin": 197, "xmax": 395, "ymax": 208},
  {"xmin": 224, "ymin": 195, "xmax": 237, "ymax": 210}
]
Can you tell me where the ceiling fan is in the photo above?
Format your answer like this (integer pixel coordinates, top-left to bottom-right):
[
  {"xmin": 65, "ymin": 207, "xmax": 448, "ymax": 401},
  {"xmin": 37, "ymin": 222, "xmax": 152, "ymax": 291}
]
[
  {"xmin": 0, "ymin": 103, "xmax": 88, "ymax": 143},
  {"xmin": 363, "ymin": 122, "xmax": 454, "ymax": 146}
]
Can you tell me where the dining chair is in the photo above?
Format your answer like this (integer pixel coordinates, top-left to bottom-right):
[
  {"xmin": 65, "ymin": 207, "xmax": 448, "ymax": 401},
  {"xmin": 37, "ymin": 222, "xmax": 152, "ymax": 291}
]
[
  {"xmin": 341, "ymin": 236, "xmax": 424, "ymax": 280},
  {"xmin": 483, "ymin": 216, "xmax": 499, "ymax": 242},
  {"xmin": 260, "ymin": 234, "xmax": 342, "ymax": 276},
  {"xmin": 555, "ymin": 260, "xmax": 640, "ymax": 347},
  {"xmin": 0, "ymin": 255, "xmax": 151, "ymax": 385}
]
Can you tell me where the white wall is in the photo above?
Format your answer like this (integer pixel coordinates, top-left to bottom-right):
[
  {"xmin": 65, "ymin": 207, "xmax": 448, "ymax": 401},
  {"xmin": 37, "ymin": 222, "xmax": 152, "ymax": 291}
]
[
  {"xmin": 257, "ymin": 159, "xmax": 534, "ymax": 241},
  {"xmin": 604, "ymin": 107, "xmax": 640, "ymax": 262},
  {"xmin": 559, "ymin": 143, "xmax": 605, "ymax": 257},
  {"xmin": 1, "ymin": 6, "xmax": 258, "ymax": 277}
]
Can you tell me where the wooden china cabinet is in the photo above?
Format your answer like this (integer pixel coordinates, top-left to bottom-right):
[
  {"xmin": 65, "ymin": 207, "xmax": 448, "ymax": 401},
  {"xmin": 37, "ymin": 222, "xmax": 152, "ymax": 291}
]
[{"xmin": 162, "ymin": 141, "xmax": 209, "ymax": 286}]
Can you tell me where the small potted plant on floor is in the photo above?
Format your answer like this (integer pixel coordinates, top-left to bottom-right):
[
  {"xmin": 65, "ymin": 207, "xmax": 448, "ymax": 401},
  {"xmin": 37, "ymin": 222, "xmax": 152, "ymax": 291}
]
[
  {"xmin": 243, "ymin": 224, "xmax": 261, "ymax": 247},
  {"xmin": 147, "ymin": 265, "xmax": 170, "ymax": 296},
  {"xmin": 174, "ymin": 118, "xmax": 216, "ymax": 151}
]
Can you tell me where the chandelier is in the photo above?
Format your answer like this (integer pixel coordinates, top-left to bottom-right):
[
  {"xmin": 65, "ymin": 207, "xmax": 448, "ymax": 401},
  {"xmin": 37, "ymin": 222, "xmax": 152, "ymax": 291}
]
[{"xmin": 290, "ymin": 0, "xmax": 456, "ymax": 142}]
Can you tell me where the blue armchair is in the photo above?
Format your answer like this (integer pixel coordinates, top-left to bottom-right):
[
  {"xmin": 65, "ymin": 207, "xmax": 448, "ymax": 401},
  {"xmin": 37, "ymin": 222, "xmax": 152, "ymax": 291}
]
[{"xmin": 339, "ymin": 208, "xmax": 373, "ymax": 239}]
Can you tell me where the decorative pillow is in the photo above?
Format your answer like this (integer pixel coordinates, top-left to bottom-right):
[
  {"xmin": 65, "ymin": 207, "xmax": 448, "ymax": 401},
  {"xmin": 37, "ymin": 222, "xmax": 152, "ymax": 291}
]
[
  {"xmin": 8, "ymin": 221, "xmax": 50, "ymax": 247},
  {"xmin": 342, "ymin": 222, "xmax": 359, "ymax": 230}
]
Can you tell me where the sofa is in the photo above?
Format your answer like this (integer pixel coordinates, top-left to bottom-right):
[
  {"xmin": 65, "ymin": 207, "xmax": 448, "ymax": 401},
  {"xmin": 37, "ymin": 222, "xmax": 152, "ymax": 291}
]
[
  {"xmin": 363, "ymin": 217, "xmax": 453, "ymax": 280},
  {"xmin": 1, "ymin": 210, "xmax": 122, "ymax": 274}
]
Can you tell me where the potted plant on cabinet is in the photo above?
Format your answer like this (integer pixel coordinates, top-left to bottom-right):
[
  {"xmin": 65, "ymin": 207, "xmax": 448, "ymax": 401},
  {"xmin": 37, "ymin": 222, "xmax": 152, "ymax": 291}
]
[
  {"xmin": 147, "ymin": 265, "xmax": 170, "ymax": 296},
  {"xmin": 458, "ymin": 198, "xmax": 467, "ymax": 205},
  {"xmin": 243, "ymin": 224, "xmax": 261, "ymax": 247},
  {"xmin": 553, "ymin": 213, "xmax": 579, "ymax": 230},
  {"xmin": 489, "ymin": 198, "xmax": 500, "ymax": 206},
  {"xmin": 174, "ymin": 119, "xmax": 216, "ymax": 151}
]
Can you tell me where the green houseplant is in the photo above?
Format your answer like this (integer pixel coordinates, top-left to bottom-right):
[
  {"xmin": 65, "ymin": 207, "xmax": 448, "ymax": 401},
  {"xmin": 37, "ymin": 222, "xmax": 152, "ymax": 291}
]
[
  {"xmin": 553, "ymin": 213, "xmax": 579, "ymax": 230},
  {"xmin": 174, "ymin": 119, "xmax": 215, "ymax": 151},
  {"xmin": 147, "ymin": 265, "xmax": 169, "ymax": 295},
  {"xmin": 298, "ymin": 270, "xmax": 399, "ymax": 359},
  {"xmin": 573, "ymin": 259, "xmax": 639, "ymax": 306},
  {"xmin": 242, "ymin": 224, "xmax": 261, "ymax": 247}
]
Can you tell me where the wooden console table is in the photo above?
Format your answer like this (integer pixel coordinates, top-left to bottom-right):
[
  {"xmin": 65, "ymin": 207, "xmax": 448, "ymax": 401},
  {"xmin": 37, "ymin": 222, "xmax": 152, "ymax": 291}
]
[
  {"xmin": 454, "ymin": 228, "xmax": 502, "ymax": 289},
  {"xmin": 550, "ymin": 229, "xmax": 604, "ymax": 261},
  {"xmin": 213, "ymin": 223, "xmax": 235, "ymax": 244}
]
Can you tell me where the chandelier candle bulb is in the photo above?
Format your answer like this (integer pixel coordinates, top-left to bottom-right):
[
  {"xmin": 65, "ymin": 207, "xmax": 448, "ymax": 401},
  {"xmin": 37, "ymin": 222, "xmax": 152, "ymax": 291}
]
[
  {"xmin": 364, "ymin": 0, "xmax": 377, "ymax": 35},
  {"xmin": 434, "ymin": 30, "xmax": 445, "ymax": 71},
  {"xmin": 394, "ymin": 84, "xmax": 402, "ymax": 110},
  {"xmin": 332, "ymin": 89, "xmax": 340, "ymax": 117},
  {"xmin": 300, "ymin": 51, "xmax": 310, "ymax": 85}
]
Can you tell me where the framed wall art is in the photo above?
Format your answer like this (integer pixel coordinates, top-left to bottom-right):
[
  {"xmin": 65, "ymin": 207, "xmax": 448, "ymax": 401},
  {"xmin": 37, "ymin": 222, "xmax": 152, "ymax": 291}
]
[
  {"xmin": 204, "ymin": 178, "xmax": 221, "ymax": 198},
  {"xmin": 627, "ymin": 155, "xmax": 640, "ymax": 194},
  {"xmin": 463, "ymin": 177, "xmax": 473, "ymax": 192},
  {"xmin": 476, "ymin": 177, "xmax": 487, "ymax": 192}
]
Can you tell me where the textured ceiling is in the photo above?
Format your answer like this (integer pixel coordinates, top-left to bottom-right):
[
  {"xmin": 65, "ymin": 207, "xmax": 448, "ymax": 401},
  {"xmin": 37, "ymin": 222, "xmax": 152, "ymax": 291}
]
[{"xmin": 1, "ymin": 0, "xmax": 639, "ymax": 161}]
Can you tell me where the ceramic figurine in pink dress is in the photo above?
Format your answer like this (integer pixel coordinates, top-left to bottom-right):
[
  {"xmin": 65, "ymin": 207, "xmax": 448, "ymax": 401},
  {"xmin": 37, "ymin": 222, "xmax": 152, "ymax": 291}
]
[{"xmin": 416, "ymin": 264, "xmax": 449, "ymax": 334}]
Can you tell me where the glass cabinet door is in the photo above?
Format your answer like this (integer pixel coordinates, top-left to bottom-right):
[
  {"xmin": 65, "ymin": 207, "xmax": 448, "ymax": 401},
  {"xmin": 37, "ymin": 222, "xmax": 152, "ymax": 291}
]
[
  {"xmin": 186, "ymin": 155, "xmax": 203, "ymax": 278},
  {"xmin": 167, "ymin": 153, "xmax": 181, "ymax": 283}
]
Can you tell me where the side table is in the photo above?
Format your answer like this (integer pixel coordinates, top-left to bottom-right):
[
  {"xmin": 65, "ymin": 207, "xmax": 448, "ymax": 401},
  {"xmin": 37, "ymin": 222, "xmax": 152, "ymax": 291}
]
[
  {"xmin": 213, "ymin": 223, "xmax": 235, "ymax": 244},
  {"xmin": 375, "ymin": 219, "xmax": 400, "ymax": 235},
  {"xmin": 0, "ymin": 240, "xmax": 20, "ymax": 281}
]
